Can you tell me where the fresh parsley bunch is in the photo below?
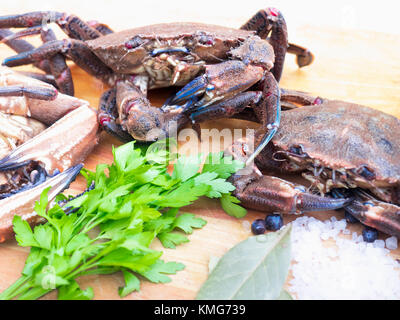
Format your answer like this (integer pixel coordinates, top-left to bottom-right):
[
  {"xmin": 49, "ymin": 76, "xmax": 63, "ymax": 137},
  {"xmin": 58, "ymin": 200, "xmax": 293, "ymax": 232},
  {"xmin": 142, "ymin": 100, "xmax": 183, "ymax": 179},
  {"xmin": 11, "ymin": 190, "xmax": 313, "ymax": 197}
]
[{"xmin": 0, "ymin": 140, "xmax": 245, "ymax": 300}]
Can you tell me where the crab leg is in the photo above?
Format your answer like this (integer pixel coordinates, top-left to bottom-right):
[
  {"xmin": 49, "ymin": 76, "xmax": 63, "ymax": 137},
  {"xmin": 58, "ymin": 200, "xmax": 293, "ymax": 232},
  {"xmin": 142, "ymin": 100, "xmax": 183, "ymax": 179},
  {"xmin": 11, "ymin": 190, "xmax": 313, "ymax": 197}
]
[
  {"xmin": 39, "ymin": 28, "xmax": 74, "ymax": 95},
  {"xmin": 0, "ymin": 85, "xmax": 57, "ymax": 100},
  {"xmin": 280, "ymin": 88, "xmax": 324, "ymax": 106},
  {"xmin": 230, "ymin": 172, "xmax": 351, "ymax": 214},
  {"xmin": 345, "ymin": 200, "xmax": 400, "ymax": 238},
  {"xmin": 0, "ymin": 29, "xmax": 52, "ymax": 74},
  {"xmin": 241, "ymin": 8, "xmax": 314, "ymax": 80},
  {"xmin": 87, "ymin": 20, "xmax": 114, "ymax": 35},
  {"xmin": 2, "ymin": 39, "xmax": 113, "ymax": 85},
  {"xmin": 240, "ymin": 7, "xmax": 287, "ymax": 82},
  {"xmin": 0, "ymin": 28, "xmax": 73, "ymax": 95},
  {"xmin": 0, "ymin": 164, "xmax": 83, "ymax": 242},
  {"xmin": 287, "ymin": 43, "xmax": 314, "ymax": 68},
  {"xmin": 0, "ymin": 11, "xmax": 103, "ymax": 41}
]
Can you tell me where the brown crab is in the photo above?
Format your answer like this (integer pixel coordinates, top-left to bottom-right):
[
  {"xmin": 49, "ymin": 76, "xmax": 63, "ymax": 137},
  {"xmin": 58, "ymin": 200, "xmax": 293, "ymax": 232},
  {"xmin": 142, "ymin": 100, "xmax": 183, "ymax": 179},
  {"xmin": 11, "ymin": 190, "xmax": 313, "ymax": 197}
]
[
  {"xmin": 0, "ymin": 66, "xmax": 99, "ymax": 242},
  {"xmin": 220, "ymin": 90, "xmax": 400, "ymax": 238},
  {"xmin": 0, "ymin": 8, "xmax": 313, "ymax": 161}
]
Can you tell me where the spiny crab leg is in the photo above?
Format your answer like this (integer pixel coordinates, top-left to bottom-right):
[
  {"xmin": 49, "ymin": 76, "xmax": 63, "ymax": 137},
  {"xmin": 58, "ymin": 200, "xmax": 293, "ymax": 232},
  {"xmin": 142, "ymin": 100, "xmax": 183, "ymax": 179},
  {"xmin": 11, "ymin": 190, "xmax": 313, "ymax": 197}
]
[
  {"xmin": 0, "ymin": 105, "xmax": 99, "ymax": 174},
  {"xmin": 0, "ymin": 164, "xmax": 83, "ymax": 242}
]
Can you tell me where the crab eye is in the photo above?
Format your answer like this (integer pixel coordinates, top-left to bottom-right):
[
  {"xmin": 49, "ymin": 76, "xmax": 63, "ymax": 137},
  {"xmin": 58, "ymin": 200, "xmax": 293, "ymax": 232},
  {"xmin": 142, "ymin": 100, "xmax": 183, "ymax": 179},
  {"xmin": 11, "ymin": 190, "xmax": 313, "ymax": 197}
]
[
  {"xmin": 357, "ymin": 166, "xmax": 375, "ymax": 181},
  {"xmin": 196, "ymin": 32, "xmax": 215, "ymax": 46},
  {"xmin": 125, "ymin": 36, "xmax": 144, "ymax": 50},
  {"xmin": 288, "ymin": 145, "xmax": 306, "ymax": 157},
  {"xmin": 289, "ymin": 146, "xmax": 302, "ymax": 155}
]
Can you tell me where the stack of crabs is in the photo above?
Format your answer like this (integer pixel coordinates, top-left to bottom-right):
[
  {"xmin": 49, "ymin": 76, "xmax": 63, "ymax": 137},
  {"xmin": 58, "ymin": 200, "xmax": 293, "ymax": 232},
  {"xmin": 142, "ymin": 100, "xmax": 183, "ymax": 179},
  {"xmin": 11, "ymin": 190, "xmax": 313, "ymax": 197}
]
[{"xmin": 0, "ymin": 8, "xmax": 398, "ymax": 243}]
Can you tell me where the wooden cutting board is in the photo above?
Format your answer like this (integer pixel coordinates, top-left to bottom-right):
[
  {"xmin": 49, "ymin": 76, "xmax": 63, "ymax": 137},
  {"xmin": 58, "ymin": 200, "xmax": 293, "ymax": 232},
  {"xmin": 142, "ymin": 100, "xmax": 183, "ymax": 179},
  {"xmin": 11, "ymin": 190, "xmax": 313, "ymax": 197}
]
[{"xmin": 0, "ymin": 23, "xmax": 399, "ymax": 300}]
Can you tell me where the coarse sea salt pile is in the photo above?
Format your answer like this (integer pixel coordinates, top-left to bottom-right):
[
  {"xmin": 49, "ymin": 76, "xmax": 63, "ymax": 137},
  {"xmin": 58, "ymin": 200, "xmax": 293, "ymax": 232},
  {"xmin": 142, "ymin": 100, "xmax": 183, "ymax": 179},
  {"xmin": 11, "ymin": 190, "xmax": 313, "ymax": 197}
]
[{"xmin": 288, "ymin": 216, "xmax": 400, "ymax": 300}]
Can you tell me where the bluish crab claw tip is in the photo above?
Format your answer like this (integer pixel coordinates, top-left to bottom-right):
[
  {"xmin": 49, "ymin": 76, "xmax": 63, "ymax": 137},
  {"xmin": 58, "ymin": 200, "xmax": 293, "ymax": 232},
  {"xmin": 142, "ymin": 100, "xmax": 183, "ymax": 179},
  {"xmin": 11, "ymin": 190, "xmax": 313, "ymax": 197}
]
[
  {"xmin": 0, "ymin": 155, "xmax": 30, "ymax": 172},
  {"xmin": 169, "ymin": 76, "xmax": 207, "ymax": 105}
]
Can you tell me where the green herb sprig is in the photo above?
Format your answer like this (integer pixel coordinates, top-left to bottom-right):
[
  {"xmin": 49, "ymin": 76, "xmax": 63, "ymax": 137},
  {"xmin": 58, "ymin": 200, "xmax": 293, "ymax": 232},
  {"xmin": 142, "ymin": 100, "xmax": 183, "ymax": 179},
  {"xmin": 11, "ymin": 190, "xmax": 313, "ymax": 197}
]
[{"xmin": 0, "ymin": 140, "xmax": 244, "ymax": 300}]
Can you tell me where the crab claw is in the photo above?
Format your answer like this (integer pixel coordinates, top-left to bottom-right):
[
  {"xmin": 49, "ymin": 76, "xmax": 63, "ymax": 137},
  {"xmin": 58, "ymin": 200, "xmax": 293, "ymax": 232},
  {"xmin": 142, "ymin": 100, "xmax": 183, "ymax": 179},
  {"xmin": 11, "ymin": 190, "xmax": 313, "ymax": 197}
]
[
  {"xmin": 163, "ymin": 60, "xmax": 263, "ymax": 111},
  {"xmin": 345, "ymin": 200, "xmax": 400, "ymax": 238},
  {"xmin": 0, "ymin": 163, "xmax": 82, "ymax": 242},
  {"xmin": 230, "ymin": 172, "xmax": 352, "ymax": 215},
  {"xmin": 162, "ymin": 75, "xmax": 208, "ymax": 110},
  {"xmin": 0, "ymin": 105, "xmax": 99, "ymax": 174}
]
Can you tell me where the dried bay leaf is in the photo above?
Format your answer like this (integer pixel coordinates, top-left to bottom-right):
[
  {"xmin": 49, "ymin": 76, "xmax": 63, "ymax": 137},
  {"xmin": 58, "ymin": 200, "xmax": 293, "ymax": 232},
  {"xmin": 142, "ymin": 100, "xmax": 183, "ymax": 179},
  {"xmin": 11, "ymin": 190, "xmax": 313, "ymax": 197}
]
[
  {"xmin": 277, "ymin": 290, "xmax": 293, "ymax": 300},
  {"xmin": 196, "ymin": 225, "xmax": 292, "ymax": 300}
]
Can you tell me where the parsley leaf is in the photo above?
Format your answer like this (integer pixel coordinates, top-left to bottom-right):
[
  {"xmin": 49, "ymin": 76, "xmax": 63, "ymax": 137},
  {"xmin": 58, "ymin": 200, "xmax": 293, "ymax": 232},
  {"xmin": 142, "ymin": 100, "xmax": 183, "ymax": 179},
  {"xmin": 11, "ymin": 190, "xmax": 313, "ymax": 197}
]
[{"xmin": 220, "ymin": 193, "xmax": 248, "ymax": 218}]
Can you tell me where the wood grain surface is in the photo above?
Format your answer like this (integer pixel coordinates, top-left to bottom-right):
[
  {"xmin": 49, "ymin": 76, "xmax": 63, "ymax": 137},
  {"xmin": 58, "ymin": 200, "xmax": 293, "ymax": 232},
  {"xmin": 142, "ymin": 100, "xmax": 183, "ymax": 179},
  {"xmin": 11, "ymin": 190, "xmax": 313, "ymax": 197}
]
[{"xmin": 0, "ymin": 1, "xmax": 399, "ymax": 300}]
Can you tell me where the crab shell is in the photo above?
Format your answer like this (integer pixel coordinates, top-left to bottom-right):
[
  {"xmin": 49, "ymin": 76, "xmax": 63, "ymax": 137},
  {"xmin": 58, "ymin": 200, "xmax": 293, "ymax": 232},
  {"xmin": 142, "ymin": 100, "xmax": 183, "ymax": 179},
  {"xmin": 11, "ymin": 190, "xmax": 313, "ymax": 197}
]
[
  {"xmin": 257, "ymin": 101, "xmax": 400, "ymax": 203},
  {"xmin": 86, "ymin": 22, "xmax": 274, "ymax": 81}
]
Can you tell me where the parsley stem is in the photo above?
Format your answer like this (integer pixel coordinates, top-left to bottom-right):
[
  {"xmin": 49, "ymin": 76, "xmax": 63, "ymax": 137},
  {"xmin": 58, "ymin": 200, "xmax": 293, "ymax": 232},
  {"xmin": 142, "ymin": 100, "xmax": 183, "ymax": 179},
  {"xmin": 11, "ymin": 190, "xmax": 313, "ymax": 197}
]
[
  {"xmin": 17, "ymin": 287, "xmax": 51, "ymax": 300},
  {"xmin": 0, "ymin": 275, "xmax": 31, "ymax": 300}
]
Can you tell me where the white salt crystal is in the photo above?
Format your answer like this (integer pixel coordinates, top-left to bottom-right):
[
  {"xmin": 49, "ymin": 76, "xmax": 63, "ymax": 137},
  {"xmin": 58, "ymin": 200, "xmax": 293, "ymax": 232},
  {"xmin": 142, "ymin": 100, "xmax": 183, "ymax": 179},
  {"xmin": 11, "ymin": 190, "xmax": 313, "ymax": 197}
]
[
  {"xmin": 342, "ymin": 229, "xmax": 351, "ymax": 235},
  {"xmin": 333, "ymin": 220, "xmax": 347, "ymax": 232},
  {"xmin": 288, "ymin": 216, "xmax": 400, "ymax": 300},
  {"xmin": 320, "ymin": 232, "xmax": 330, "ymax": 241},
  {"xmin": 386, "ymin": 236, "xmax": 398, "ymax": 250},
  {"xmin": 373, "ymin": 240, "xmax": 385, "ymax": 249},
  {"xmin": 241, "ymin": 221, "xmax": 251, "ymax": 233},
  {"xmin": 356, "ymin": 235, "xmax": 364, "ymax": 243},
  {"xmin": 330, "ymin": 216, "xmax": 337, "ymax": 223}
]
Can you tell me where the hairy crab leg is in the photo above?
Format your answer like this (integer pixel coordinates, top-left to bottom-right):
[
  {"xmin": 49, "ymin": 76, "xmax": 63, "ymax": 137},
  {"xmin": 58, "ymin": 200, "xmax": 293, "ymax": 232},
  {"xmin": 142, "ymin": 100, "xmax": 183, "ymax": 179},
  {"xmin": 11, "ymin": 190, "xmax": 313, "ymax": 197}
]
[
  {"xmin": 240, "ymin": 7, "xmax": 288, "ymax": 82},
  {"xmin": 0, "ymin": 11, "xmax": 112, "ymax": 94},
  {"xmin": 0, "ymin": 11, "xmax": 103, "ymax": 41},
  {"xmin": 280, "ymin": 88, "xmax": 324, "ymax": 106},
  {"xmin": 0, "ymin": 29, "xmax": 52, "ymax": 74},
  {"xmin": 2, "ymin": 39, "xmax": 113, "ymax": 85},
  {"xmin": 332, "ymin": 188, "xmax": 400, "ymax": 238},
  {"xmin": 287, "ymin": 43, "xmax": 314, "ymax": 68},
  {"xmin": 0, "ymin": 163, "xmax": 83, "ymax": 242},
  {"xmin": 87, "ymin": 20, "xmax": 114, "ymax": 35},
  {"xmin": 40, "ymin": 28, "xmax": 74, "ymax": 95},
  {"xmin": 0, "ymin": 28, "xmax": 73, "ymax": 95},
  {"xmin": 247, "ymin": 72, "xmax": 280, "ymax": 165}
]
